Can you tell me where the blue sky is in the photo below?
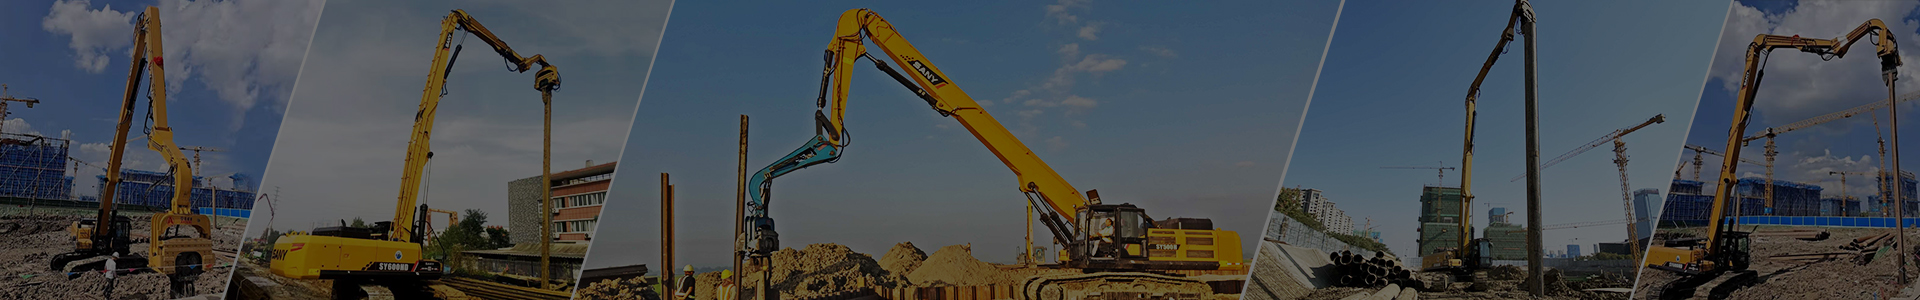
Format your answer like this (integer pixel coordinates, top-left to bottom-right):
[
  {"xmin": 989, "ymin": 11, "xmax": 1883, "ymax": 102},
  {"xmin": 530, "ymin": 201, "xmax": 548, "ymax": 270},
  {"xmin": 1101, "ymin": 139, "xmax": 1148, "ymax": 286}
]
[
  {"xmin": 1282, "ymin": 0, "xmax": 1729, "ymax": 262},
  {"xmin": 0, "ymin": 0, "xmax": 319, "ymax": 195},
  {"xmin": 584, "ymin": 0, "xmax": 1341, "ymax": 269},
  {"xmin": 1685, "ymin": 1, "xmax": 1920, "ymax": 211},
  {"xmin": 240, "ymin": 0, "xmax": 669, "ymax": 240}
]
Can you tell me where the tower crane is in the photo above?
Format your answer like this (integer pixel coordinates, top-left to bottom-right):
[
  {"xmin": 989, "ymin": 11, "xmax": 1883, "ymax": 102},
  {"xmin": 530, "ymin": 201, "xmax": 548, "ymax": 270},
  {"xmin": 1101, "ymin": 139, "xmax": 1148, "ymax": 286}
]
[
  {"xmin": 1381, "ymin": 164, "xmax": 1456, "ymax": 186},
  {"xmin": 178, "ymin": 146, "xmax": 222, "ymax": 181},
  {"xmin": 1830, "ymin": 171, "xmax": 1873, "ymax": 216},
  {"xmin": 0, "ymin": 84, "xmax": 41, "ymax": 134},
  {"xmin": 1647, "ymin": 19, "xmax": 1901, "ymax": 298},
  {"xmin": 1678, "ymin": 144, "xmax": 1766, "ymax": 181},
  {"xmin": 1504, "ymin": 114, "xmax": 1663, "ymax": 257},
  {"xmin": 1740, "ymin": 91, "xmax": 1920, "ymax": 214}
]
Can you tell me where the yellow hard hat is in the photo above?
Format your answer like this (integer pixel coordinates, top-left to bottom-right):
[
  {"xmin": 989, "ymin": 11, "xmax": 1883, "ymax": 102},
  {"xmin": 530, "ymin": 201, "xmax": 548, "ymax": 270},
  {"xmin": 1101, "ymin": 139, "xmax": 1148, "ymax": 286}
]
[
  {"xmin": 684, "ymin": 265, "xmax": 695, "ymax": 272},
  {"xmin": 721, "ymin": 269, "xmax": 733, "ymax": 279}
]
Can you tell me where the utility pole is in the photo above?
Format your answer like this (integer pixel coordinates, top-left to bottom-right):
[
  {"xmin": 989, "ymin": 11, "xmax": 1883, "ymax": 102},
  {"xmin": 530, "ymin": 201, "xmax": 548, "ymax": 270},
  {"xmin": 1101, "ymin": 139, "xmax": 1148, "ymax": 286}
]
[
  {"xmin": 540, "ymin": 90, "xmax": 553, "ymax": 287},
  {"xmin": 1886, "ymin": 69, "xmax": 1909, "ymax": 285},
  {"xmin": 734, "ymin": 115, "xmax": 748, "ymax": 300},
  {"xmin": 662, "ymin": 173, "xmax": 675, "ymax": 297}
]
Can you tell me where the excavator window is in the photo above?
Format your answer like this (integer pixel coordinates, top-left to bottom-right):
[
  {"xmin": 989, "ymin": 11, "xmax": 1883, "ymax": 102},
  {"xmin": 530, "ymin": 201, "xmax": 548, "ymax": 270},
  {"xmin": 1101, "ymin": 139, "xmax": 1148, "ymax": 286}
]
[{"xmin": 1116, "ymin": 210, "xmax": 1146, "ymax": 239}]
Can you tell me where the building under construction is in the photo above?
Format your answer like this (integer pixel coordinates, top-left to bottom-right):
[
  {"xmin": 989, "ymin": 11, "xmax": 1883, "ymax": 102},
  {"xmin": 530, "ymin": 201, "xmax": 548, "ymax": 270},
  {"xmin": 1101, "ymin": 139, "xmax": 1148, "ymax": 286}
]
[
  {"xmin": 0, "ymin": 133, "xmax": 73, "ymax": 201},
  {"xmin": 1659, "ymin": 175, "xmax": 1916, "ymax": 226},
  {"xmin": 1415, "ymin": 186, "xmax": 1465, "ymax": 256},
  {"xmin": 91, "ymin": 169, "xmax": 257, "ymax": 210}
]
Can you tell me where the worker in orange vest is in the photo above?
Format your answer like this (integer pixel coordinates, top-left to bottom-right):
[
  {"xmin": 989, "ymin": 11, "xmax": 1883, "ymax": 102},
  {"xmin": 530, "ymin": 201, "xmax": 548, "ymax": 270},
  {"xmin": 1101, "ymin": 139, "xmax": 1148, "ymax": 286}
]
[{"xmin": 716, "ymin": 269, "xmax": 737, "ymax": 300}]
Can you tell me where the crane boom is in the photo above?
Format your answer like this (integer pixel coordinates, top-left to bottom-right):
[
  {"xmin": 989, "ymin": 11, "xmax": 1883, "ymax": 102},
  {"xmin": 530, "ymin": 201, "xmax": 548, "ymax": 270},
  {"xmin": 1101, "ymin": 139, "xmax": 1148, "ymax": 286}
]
[
  {"xmin": 1741, "ymin": 91, "xmax": 1920, "ymax": 144},
  {"xmin": 391, "ymin": 9, "xmax": 560, "ymax": 243},
  {"xmin": 1508, "ymin": 114, "xmax": 1665, "ymax": 182}
]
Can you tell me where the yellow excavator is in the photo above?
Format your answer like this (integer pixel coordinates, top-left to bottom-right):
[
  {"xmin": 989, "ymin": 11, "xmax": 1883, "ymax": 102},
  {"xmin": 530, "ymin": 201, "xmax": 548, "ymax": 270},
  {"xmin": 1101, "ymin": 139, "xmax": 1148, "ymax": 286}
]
[
  {"xmin": 1420, "ymin": 0, "xmax": 1539, "ymax": 279},
  {"xmin": 742, "ymin": 8, "xmax": 1238, "ymax": 300},
  {"xmin": 270, "ymin": 9, "xmax": 557, "ymax": 299},
  {"xmin": 1644, "ymin": 19, "xmax": 1900, "ymax": 299},
  {"xmin": 49, "ymin": 6, "xmax": 215, "ymax": 298}
]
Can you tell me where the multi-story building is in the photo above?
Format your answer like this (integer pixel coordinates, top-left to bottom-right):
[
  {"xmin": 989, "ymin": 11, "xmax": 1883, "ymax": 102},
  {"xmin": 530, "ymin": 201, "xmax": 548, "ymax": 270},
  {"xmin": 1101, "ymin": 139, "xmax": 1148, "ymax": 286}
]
[
  {"xmin": 1297, "ymin": 188, "xmax": 1353, "ymax": 233},
  {"xmin": 509, "ymin": 161, "xmax": 615, "ymax": 245},
  {"xmin": 1632, "ymin": 188, "xmax": 1659, "ymax": 240}
]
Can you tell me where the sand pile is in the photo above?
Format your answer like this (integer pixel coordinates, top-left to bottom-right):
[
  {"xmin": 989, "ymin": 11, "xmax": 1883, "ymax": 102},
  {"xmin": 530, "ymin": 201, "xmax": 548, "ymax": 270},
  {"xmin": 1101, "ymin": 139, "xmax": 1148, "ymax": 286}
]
[
  {"xmin": 905, "ymin": 244, "xmax": 1012, "ymax": 287},
  {"xmin": 877, "ymin": 242, "xmax": 926, "ymax": 276},
  {"xmin": 574, "ymin": 277, "xmax": 662, "ymax": 300},
  {"xmin": 693, "ymin": 243, "xmax": 904, "ymax": 300}
]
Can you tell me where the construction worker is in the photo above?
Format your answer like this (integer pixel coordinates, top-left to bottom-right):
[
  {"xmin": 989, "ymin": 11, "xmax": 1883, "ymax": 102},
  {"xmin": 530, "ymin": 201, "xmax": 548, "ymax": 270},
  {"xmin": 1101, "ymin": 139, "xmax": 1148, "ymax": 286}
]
[
  {"xmin": 105, "ymin": 252, "xmax": 118, "ymax": 298},
  {"xmin": 675, "ymin": 265, "xmax": 697, "ymax": 300},
  {"xmin": 1090, "ymin": 218, "xmax": 1117, "ymax": 257},
  {"xmin": 716, "ymin": 270, "xmax": 737, "ymax": 300}
]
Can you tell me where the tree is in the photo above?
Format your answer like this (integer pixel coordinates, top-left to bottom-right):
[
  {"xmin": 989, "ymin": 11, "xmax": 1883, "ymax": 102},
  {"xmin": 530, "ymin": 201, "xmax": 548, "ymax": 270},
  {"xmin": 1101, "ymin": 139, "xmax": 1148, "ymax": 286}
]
[
  {"xmin": 485, "ymin": 226, "xmax": 512, "ymax": 249},
  {"xmin": 349, "ymin": 217, "xmax": 369, "ymax": 229},
  {"xmin": 427, "ymin": 209, "xmax": 495, "ymax": 262}
]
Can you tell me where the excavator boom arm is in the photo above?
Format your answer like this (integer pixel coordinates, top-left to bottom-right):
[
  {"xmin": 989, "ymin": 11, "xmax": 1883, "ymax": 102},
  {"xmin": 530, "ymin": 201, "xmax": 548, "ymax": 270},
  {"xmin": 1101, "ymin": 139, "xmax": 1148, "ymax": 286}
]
[
  {"xmin": 1706, "ymin": 19, "xmax": 1900, "ymax": 257},
  {"xmin": 748, "ymin": 9, "xmax": 1089, "ymax": 248},
  {"xmin": 393, "ymin": 10, "xmax": 560, "ymax": 243}
]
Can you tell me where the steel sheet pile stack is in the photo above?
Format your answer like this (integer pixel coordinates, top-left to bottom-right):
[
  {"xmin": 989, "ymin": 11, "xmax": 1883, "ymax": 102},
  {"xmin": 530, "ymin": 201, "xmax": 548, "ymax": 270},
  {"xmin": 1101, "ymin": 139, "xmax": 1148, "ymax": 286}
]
[{"xmin": 1328, "ymin": 250, "xmax": 1412, "ymax": 288}]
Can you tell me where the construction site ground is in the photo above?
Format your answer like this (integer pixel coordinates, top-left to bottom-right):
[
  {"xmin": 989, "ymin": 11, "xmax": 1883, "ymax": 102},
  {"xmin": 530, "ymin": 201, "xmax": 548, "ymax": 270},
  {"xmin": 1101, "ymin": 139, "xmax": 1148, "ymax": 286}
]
[
  {"xmin": 231, "ymin": 250, "xmax": 576, "ymax": 300},
  {"xmin": 1247, "ymin": 240, "xmax": 1628, "ymax": 300},
  {"xmin": 575, "ymin": 242, "xmax": 1244, "ymax": 300},
  {"xmin": 1635, "ymin": 225, "xmax": 1920, "ymax": 299},
  {"xmin": 0, "ymin": 206, "xmax": 247, "ymax": 299}
]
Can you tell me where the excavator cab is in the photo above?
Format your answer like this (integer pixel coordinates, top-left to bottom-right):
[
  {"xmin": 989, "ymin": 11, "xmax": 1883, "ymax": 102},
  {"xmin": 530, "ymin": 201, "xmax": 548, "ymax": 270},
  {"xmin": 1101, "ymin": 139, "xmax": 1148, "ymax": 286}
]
[
  {"xmin": 1065, "ymin": 204, "xmax": 1152, "ymax": 270},
  {"xmin": 1708, "ymin": 231, "xmax": 1752, "ymax": 272},
  {"xmin": 52, "ymin": 216, "xmax": 146, "ymax": 273}
]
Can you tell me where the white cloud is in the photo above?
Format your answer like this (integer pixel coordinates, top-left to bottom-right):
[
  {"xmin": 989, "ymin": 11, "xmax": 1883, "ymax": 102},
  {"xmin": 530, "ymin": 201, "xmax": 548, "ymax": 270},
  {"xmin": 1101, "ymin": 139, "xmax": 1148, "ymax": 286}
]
[
  {"xmin": 1071, "ymin": 54, "xmax": 1127, "ymax": 73},
  {"xmin": 2, "ymin": 118, "xmax": 40, "ymax": 136},
  {"xmin": 1045, "ymin": 0, "xmax": 1088, "ymax": 25},
  {"xmin": 43, "ymin": 0, "xmax": 323, "ymax": 128},
  {"xmin": 1140, "ymin": 45, "xmax": 1178, "ymax": 58},
  {"xmin": 1709, "ymin": 1, "xmax": 1920, "ymax": 129},
  {"xmin": 41, "ymin": 0, "xmax": 136, "ymax": 73},
  {"xmin": 1059, "ymin": 43, "xmax": 1081, "ymax": 59},
  {"xmin": 1077, "ymin": 22, "xmax": 1103, "ymax": 41},
  {"xmin": 1045, "ymin": 136, "xmax": 1068, "ymax": 151}
]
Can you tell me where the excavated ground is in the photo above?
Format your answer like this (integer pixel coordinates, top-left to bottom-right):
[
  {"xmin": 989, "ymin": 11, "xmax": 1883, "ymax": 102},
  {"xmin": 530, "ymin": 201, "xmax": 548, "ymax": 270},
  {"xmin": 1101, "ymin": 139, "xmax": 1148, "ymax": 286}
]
[
  {"xmin": 1302, "ymin": 266, "xmax": 1628, "ymax": 300},
  {"xmin": 658, "ymin": 242, "xmax": 1230, "ymax": 300},
  {"xmin": 0, "ymin": 207, "xmax": 247, "ymax": 299},
  {"xmin": 1634, "ymin": 226, "xmax": 1918, "ymax": 299},
  {"xmin": 574, "ymin": 276, "xmax": 661, "ymax": 300}
]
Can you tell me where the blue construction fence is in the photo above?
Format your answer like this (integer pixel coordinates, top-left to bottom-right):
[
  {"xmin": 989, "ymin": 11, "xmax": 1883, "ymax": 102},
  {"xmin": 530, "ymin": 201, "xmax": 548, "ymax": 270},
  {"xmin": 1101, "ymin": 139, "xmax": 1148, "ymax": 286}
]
[
  {"xmin": 0, "ymin": 139, "xmax": 73, "ymax": 199},
  {"xmin": 88, "ymin": 169, "xmax": 257, "ymax": 210},
  {"xmin": 1723, "ymin": 216, "xmax": 1920, "ymax": 227},
  {"xmin": 195, "ymin": 207, "xmax": 251, "ymax": 218}
]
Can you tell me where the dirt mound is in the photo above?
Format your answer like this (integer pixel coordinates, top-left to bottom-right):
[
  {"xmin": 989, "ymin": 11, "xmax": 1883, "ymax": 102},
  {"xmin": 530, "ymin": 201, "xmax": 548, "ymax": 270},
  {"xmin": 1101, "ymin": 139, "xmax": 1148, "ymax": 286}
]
[
  {"xmin": 575, "ymin": 277, "xmax": 662, "ymax": 300},
  {"xmin": 1485, "ymin": 265, "xmax": 1525, "ymax": 280},
  {"xmin": 877, "ymin": 242, "xmax": 926, "ymax": 276},
  {"xmin": 694, "ymin": 243, "xmax": 903, "ymax": 300},
  {"xmin": 905, "ymin": 244, "xmax": 1012, "ymax": 287}
]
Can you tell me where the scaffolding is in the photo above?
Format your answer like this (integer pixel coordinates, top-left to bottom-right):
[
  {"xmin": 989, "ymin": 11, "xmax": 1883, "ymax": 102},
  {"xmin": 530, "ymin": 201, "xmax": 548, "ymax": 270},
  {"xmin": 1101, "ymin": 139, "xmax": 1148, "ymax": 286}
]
[
  {"xmin": 90, "ymin": 169, "xmax": 256, "ymax": 210},
  {"xmin": 0, "ymin": 132, "xmax": 73, "ymax": 200}
]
